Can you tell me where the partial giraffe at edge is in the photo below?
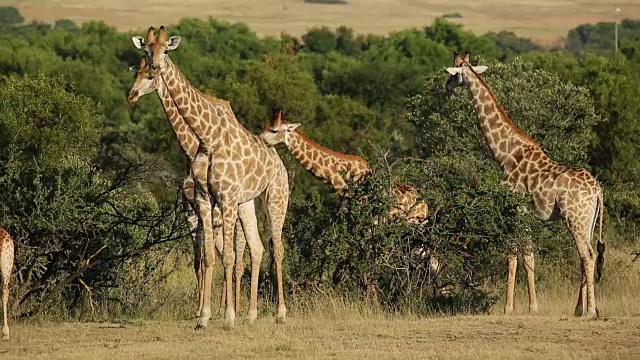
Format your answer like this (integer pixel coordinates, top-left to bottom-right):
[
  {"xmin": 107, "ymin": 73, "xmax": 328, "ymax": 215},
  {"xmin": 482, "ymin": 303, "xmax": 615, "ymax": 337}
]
[
  {"xmin": 445, "ymin": 50, "xmax": 605, "ymax": 318},
  {"xmin": 0, "ymin": 227, "xmax": 14, "ymax": 340}
]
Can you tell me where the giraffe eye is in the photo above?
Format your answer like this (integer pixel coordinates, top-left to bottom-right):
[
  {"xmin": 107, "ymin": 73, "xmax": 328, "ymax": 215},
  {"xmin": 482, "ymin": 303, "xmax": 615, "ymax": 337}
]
[{"xmin": 270, "ymin": 129, "xmax": 278, "ymax": 134}]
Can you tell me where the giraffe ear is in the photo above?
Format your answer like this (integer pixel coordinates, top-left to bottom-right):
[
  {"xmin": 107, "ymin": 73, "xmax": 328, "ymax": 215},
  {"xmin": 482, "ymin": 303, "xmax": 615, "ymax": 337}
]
[
  {"xmin": 285, "ymin": 123, "xmax": 301, "ymax": 132},
  {"xmin": 167, "ymin": 36, "xmax": 182, "ymax": 50},
  {"xmin": 446, "ymin": 67, "xmax": 462, "ymax": 75},
  {"xmin": 472, "ymin": 65, "xmax": 488, "ymax": 74},
  {"xmin": 132, "ymin": 36, "xmax": 145, "ymax": 50}
]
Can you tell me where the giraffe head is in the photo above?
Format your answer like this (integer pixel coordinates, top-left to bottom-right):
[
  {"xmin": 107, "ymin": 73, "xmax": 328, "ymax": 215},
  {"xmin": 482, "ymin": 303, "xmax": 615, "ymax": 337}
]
[
  {"xmin": 131, "ymin": 26, "xmax": 181, "ymax": 77},
  {"xmin": 259, "ymin": 109, "xmax": 301, "ymax": 146},
  {"xmin": 126, "ymin": 55, "xmax": 161, "ymax": 104},
  {"xmin": 445, "ymin": 50, "xmax": 488, "ymax": 92}
]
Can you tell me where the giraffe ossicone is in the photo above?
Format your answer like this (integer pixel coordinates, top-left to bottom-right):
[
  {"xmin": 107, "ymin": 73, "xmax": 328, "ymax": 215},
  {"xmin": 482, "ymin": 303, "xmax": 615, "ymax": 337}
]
[{"xmin": 445, "ymin": 49, "xmax": 605, "ymax": 318}]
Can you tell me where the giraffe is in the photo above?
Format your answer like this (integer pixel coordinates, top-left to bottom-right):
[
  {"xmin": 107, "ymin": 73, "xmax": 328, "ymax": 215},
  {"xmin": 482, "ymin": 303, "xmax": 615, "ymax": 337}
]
[
  {"xmin": 444, "ymin": 50, "xmax": 605, "ymax": 318},
  {"xmin": 259, "ymin": 110, "xmax": 429, "ymax": 225},
  {"xmin": 126, "ymin": 54, "xmax": 248, "ymax": 319},
  {"xmin": 132, "ymin": 26, "xmax": 290, "ymax": 328},
  {"xmin": 0, "ymin": 227, "xmax": 14, "ymax": 340},
  {"xmin": 259, "ymin": 110, "xmax": 444, "ymax": 296}
]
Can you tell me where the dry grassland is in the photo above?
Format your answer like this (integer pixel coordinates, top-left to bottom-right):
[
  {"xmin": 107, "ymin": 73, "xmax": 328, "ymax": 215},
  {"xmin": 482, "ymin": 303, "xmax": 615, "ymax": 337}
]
[
  {"xmin": 1, "ymin": 245, "xmax": 640, "ymax": 360},
  {"xmin": 1, "ymin": 314, "xmax": 640, "ymax": 359},
  {"xmin": 4, "ymin": 0, "xmax": 640, "ymax": 44}
]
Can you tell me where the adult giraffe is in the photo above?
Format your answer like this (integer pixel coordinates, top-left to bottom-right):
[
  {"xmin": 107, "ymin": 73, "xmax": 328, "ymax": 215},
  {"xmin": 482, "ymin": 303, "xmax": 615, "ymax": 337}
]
[
  {"xmin": 259, "ymin": 110, "xmax": 429, "ymax": 225},
  {"xmin": 444, "ymin": 50, "xmax": 605, "ymax": 318},
  {"xmin": 0, "ymin": 227, "xmax": 14, "ymax": 340},
  {"xmin": 132, "ymin": 26, "xmax": 290, "ymax": 328},
  {"xmin": 127, "ymin": 54, "xmax": 248, "ymax": 320}
]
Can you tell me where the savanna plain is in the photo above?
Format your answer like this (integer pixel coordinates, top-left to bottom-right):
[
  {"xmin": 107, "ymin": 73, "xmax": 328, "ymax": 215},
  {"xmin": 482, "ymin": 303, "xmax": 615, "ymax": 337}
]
[
  {"xmin": 3, "ymin": 247, "xmax": 640, "ymax": 360},
  {"xmin": 5, "ymin": 0, "xmax": 640, "ymax": 43}
]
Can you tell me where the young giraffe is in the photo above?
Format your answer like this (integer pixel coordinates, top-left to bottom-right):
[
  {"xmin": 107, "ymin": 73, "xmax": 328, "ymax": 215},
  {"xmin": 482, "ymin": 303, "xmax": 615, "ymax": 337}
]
[
  {"xmin": 259, "ymin": 110, "xmax": 429, "ymax": 225},
  {"xmin": 126, "ymin": 54, "xmax": 248, "ymax": 319},
  {"xmin": 445, "ymin": 50, "xmax": 605, "ymax": 318},
  {"xmin": 133, "ymin": 26, "xmax": 290, "ymax": 328},
  {"xmin": 0, "ymin": 227, "xmax": 14, "ymax": 340}
]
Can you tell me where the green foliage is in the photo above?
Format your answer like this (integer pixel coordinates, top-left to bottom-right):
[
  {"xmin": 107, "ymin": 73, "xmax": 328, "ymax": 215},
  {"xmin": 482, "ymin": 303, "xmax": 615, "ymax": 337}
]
[
  {"xmin": 521, "ymin": 51, "xmax": 640, "ymax": 185},
  {"xmin": 567, "ymin": 19, "xmax": 640, "ymax": 54},
  {"xmin": 0, "ymin": 6, "xmax": 23, "ymax": 26},
  {"xmin": 302, "ymin": 27, "xmax": 338, "ymax": 54},
  {"xmin": 482, "ymin": 31, "xmax": 543, "ymax": 61},
  {"xmin": 0, "ymin": 75, "xmax": 98, "ymax": 166},
  {"xmin": 284, "ymin": 152, "xmax": 534, "ymax": 314},
  {"xmin": 407, "ymin": 57, "xmax": 601, "ymax": 167},
  {"xmin": 0, "ymin": 73, "xmax": 189, "ymax": 318}
]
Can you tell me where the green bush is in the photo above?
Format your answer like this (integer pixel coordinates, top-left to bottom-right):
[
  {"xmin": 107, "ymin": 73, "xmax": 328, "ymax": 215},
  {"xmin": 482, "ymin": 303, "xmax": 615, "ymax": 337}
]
[
  {"xmin": 0, "ymin": 76, "xmax": 189, "ymax": 318},
  {"xmin": 284, "ymin": 152, "xmax": 535, "ymax": 314}
]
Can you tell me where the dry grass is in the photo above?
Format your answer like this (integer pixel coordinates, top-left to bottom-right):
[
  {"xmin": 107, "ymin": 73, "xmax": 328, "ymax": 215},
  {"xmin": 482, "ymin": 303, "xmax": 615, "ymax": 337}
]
[
  {"xmin": 5, "ymin": 0, "xmax": 640, "ymax": 44},
  {"xmin": 1, "ymin": 245, "xmax": 639, "ymax": 359},
  {"xmin": 2, "ymin": 313, "xmax": 640, "ymax": 359}
]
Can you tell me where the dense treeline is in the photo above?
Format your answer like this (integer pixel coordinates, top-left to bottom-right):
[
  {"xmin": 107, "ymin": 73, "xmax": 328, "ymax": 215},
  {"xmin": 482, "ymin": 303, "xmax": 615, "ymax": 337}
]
[{"xmin": 1, "ymin": 6, "xmax": 640, "ymax": 317}]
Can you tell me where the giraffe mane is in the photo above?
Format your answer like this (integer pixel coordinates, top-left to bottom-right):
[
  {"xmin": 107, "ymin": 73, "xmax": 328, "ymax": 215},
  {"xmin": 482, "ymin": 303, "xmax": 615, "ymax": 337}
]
[
  {"xmin": 467, "ymin": 66, "xmax": 540, "ymax": 148},
  {"xmin": 293, "ymin": 129, "xmax": 369, "ymax": 165}
]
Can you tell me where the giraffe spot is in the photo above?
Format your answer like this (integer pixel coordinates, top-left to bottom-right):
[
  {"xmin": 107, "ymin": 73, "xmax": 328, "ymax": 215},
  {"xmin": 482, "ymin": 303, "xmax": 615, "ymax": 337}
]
[
  {"xmin": 479, "ymin": 89, "xmax": 492, "ymax": 103},
  {"xmin": 498, "ymin": 140, "xmax": 507, "ymax": 153},
  {"xmin": 512, "ymin": 147, "xmax": 525, "ymax": 163},
  {"xmin": 483, "ymin": 103, "xmax": 495, "ymax": 115},
  {"xmin": 487, "ymin": 114, "xmax": 500, "ymax": 127}
]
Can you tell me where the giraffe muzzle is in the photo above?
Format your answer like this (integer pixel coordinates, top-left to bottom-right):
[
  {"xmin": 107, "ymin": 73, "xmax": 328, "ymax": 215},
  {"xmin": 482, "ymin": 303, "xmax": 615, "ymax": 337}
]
[{"xmin": 127, "ymin": 90, "xmax": 140, "ymax": 104}]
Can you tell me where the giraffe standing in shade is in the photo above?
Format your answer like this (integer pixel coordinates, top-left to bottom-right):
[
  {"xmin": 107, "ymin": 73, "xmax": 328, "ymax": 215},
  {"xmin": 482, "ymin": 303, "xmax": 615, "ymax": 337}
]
[
  {"xmin": 132, "ymin": 26, "xmax": 290, "ymax": 328},
  {"xmin": 444, "ymin": 50, "xmax": 605, "ymax": 318},
  {"xmin": 0, "ymin": 227, "xmax": 14, "ymax": 340},
  {"xmin": 259, "ymin": 110, "xmax": 429, "ymax": 225},
  {"xmin": 126, "ymin": 55, "xmax": 248, "ymax": 319}
]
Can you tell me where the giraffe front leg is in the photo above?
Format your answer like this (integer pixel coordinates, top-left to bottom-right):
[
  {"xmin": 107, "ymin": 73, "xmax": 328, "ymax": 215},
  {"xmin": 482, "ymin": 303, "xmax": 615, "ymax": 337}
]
[
  {"xmin": 237, "ymin": 200, "xmax": 264, "ymax": 325},
  {"xmin": 212, "ymin": 207, "xmax": 226, "ymax": 316},
  {"xmin": 220, "ymin": 200, "xmax": 240, "ymax": 329},
  {"xmin": 191, "ymin": 154, "xmax": 215, "ymax": 330},
  {"xmin": 182, "ymin": 174, "xmax": 204, "ymax": 319},
  {"xmin": 504, "ymin": 253, "xmax": 517, "ymax": 315},
  {"xmin": 233, "ymin": 218, "xmax": 246, "ymax": 317}
]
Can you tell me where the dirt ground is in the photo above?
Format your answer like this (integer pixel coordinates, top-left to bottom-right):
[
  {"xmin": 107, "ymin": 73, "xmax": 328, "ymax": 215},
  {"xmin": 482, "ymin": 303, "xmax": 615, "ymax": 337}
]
[
  {"xmin": 4, "ymin": 0, "xmax": 640, "ymax": 44},
  {"xmin": 1, "ymin": 314, "xmax": 639, "ymax": 359}
]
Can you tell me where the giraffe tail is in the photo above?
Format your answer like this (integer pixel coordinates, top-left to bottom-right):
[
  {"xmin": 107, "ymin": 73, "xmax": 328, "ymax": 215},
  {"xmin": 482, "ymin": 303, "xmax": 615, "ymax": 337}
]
[{"xmin": 595, "ymin": 188, "xmax": 605, "ymax": 283}]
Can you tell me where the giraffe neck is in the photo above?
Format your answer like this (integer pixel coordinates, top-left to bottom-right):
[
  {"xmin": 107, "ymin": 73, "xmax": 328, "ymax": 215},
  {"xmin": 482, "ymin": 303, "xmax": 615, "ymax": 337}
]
[
  {"xmin": 159, "ymin": 57, "xmax": 234, "ymax": 149},
  {"xmin": 462, "ymin": 67, "xmax": 540, "ymax": 168},
  {"xmin": 285, "ymin": 130, "xmax": 370, "ymax": 186},
  {"xmin": 155, "ymin": 80, "xmax": 199, "ymax": 160}
]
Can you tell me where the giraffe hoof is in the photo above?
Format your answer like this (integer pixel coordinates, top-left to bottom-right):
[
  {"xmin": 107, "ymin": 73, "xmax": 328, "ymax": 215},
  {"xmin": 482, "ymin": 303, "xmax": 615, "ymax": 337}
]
[
  {"xmin": 276, "ymin": 316, "xmax": 287, "ymax": 325},
  {"xmin": 194, "ymin": 324, "xmax": 206, "ymax": 331}
]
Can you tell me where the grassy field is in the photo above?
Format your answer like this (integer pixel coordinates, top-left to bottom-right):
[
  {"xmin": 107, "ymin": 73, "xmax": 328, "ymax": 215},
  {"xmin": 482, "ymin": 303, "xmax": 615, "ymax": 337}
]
[
  {"xmin": 2, "ymin": 314, "xmax": 640, "ymax": 359},
  {"xmin": 4, "ymin": 0, "xmax": 640, "ymax": 44},
  {"xmin": 2, "ymin": 245, "xmax": 640, "ymax": 360}
]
